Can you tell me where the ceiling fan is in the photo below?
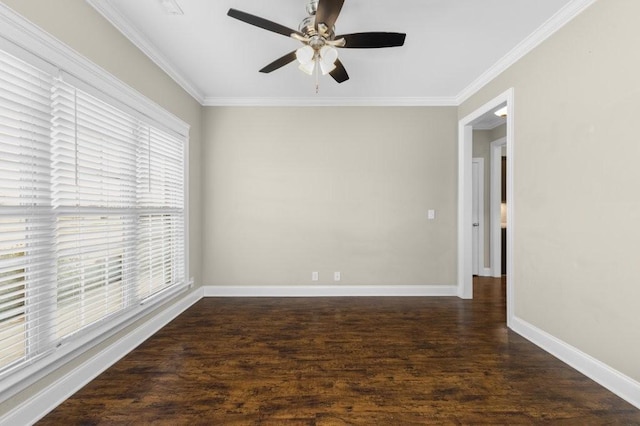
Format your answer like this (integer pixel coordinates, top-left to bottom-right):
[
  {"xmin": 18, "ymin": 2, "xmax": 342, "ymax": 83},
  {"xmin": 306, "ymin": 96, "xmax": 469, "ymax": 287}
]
[{"xmin": 227, "ymin": 0, "xmax": 406, "ymax": 84}]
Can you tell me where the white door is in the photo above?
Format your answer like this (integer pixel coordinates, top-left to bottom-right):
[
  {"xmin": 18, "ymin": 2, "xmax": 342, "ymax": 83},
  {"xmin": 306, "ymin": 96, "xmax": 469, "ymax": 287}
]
[{"xmin": 472, "ymin": 159, "xmax": 483, "ymax": 276}]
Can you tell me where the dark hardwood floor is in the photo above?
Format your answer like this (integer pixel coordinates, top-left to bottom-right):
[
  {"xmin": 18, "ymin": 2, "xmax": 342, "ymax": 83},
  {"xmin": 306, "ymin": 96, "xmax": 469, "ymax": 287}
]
[{"xmin": 39, "ymin": 277, "xmax": 640, "ymax": 424}]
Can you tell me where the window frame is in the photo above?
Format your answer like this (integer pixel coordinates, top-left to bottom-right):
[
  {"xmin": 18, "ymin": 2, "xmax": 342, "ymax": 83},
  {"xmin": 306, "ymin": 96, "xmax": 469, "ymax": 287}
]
[{"xmin": 0, "ymin": 4, "xmax": 190, "ymax": 403}]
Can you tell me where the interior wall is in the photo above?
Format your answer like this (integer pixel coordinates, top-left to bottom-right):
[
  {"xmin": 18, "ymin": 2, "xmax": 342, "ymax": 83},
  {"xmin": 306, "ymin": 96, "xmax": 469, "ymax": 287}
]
[
  {"xmin": 0, "ymin": 0, "xmax": 203, "ymax": 415},
  {"xmin": 490, "ymin": 124, "xmax": 507, "ymax": 142},
  {"xmin": 460, "ymin": 0, "xmax": 640, "ymax": 382},
  {"xmin": 202, "ymin": 107, "xmax": 458, "ymax": 287}
]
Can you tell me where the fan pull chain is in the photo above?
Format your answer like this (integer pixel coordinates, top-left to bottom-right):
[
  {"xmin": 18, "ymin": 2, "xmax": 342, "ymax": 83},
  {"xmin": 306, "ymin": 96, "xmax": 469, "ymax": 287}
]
[{"xmin": 315, "ymin": 59, "xmax": 320, "ymax": 94}]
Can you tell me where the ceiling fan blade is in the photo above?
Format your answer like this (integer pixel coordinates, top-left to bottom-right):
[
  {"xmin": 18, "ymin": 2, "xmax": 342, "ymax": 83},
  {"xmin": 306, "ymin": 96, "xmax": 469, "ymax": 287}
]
[
  {"xmin": 337, "ymin": 32, "xmax": 407, "ymax": 48},
  {"xmin": 315, "ymin": 0, "xmax": 345, "ymax": 31},
  {"xmin": 329, "ymin": 59, "xmax": 349, "ymax": 83},
  {"xmin": 259, "ymin": 51, "xmax": 297, "ymax": 73},
  {"xmin": 227, "ymin": 9, "xmax": 302, "ymax": 38}
]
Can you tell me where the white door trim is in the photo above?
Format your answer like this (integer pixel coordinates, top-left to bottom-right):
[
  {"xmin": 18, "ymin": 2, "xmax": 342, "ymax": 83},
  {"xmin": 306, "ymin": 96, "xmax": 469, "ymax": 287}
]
[
  {"xmin": 457, "ymin": 88, "xmax": 515, "ymax": 327},
  {"xmin": 472, "ymin": 158, "xmax": 485, "ymax": 276},
  {"xmin": 457, "ymin": 123, "xmax": 473, "ymax": 299},
  {"xmin": 490, "ymin": 137, "xmax": 506, "ymax": 277}
]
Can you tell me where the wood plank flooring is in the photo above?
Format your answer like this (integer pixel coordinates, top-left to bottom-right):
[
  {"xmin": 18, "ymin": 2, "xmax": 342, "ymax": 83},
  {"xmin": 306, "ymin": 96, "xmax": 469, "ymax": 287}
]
[{"xmin": 39, "ymin": 277, "xmax": 640, "ymax": 424}]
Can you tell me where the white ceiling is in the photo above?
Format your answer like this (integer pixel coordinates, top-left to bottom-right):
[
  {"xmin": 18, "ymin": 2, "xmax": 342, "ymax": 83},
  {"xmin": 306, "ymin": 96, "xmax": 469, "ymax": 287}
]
[{"xmin": 88, "ymin": 0, "xmax": 585, "ymax": 106}]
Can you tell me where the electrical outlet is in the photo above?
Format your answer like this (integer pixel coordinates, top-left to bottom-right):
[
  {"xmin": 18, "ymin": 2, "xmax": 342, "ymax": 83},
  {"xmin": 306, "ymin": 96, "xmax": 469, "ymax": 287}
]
[
  {"xmin": 334, "ymin": 272, "xmax": 341, "ymax": 281},
  {"xmin": 312, "ymin": 271, "xmax": 319, "ymax": 281}
]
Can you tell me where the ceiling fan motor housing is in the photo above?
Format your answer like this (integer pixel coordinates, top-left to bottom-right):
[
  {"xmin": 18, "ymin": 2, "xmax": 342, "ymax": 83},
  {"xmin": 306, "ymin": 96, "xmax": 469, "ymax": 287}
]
[
  {"xmin": 306, "ymin": 0, "xmax": 319, "ymax": 16},
  {"xmin": 298, "ymin": 16, "xmax": 316, "ymax": 36},
  {"xmin": 299, "ymin": 7, "xmax": 335, "ymax": 40}
]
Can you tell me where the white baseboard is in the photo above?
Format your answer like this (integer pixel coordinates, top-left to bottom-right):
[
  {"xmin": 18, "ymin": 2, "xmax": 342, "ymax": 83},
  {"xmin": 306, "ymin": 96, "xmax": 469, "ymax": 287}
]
[
  {"xmin": 1, "ymin": 288, "xmax": 204, "ymax": 426},
  {"xmin": 204, "ymin": 284, "xmax": 458, "ymax": 297},
  {"xmin": 510, "ymin": 316, "xmax": 640, "ymax": 409},
  {"xmin": 480, "ymin": 267, "xmax": 492, "ymax": 277}
]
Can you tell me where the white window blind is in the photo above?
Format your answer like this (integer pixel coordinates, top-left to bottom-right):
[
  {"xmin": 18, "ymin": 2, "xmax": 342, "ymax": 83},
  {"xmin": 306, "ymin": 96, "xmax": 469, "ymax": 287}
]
[
  {"xmin": 51, "ymin": 79, "xmax": 139, "ymax": 339},
  {"xmin": 0, "ymin": 48, "xmax": 186, "ymax": 376},
  {"xmin": 0, "ymin": 50, "xmax": 56, "ymax": 370},
  {"xmin": 136, "ymin": 127, "xmax": 184, "ymax": 300}
]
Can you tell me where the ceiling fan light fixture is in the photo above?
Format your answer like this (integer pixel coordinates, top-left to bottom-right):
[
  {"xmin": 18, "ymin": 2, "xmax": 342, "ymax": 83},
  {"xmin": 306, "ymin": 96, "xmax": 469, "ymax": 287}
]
[
  {"xmin": 494, "ymin": 106, "xmax": 508, "ymax": 118},
  {"xmin": 226, "ymin": 0, "xmax": 406, "ymax": 85},
  {"xmin": 320, "ymin": 45, "xmax": 338, "ymax": 64},
  {"xmin": 298, "ymin": 61, "xmax": 316, "ymax": 75},
  {"xmin": 296, "ymin": 45, "xmax": 315, "ymax": 65},
  {"xmin": 319, "ymin": 61, "xmax": 336, "ymax": 75},
  {"xmin": 319, "ymin": 45, "xmax": 338, "ymax": 75}
]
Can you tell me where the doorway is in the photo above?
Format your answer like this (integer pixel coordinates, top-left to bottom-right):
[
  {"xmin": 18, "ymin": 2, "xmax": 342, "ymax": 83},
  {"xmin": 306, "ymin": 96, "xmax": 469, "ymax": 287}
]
[{"xmin": 457, "ymin": 88, "xmax": 514, "ymax": 326}]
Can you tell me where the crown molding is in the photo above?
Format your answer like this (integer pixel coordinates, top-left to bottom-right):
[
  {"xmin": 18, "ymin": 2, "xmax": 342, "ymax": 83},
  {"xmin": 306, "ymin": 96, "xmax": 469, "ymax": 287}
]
[
  {"xmin": 86, "ymin": 0, "xmax": 206, "ymax": 104},
  {"xmin": 455, "ymin": 0, "xmax": 598, "ymax": 105},
  {"xmin": 87, "ymin": 0, "xmax": 596, "ymax": 108},
  {"xmin": 202, "ymin": 96, "xmax": 459, "ymax": 107}
]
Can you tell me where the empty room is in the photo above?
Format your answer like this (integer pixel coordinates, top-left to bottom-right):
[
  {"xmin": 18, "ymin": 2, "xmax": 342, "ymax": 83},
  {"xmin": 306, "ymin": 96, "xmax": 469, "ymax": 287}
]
[{"xmin": 0, "ymin": 0, "xmax": 639, "ymax": 424}]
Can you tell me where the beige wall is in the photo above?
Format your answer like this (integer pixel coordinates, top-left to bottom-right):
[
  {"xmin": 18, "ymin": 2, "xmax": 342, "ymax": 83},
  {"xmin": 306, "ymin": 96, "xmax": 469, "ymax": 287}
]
[
  {"xmin": 202, "ymin": 107, "xmax": 458, "ymax": 287},
  {"xmin": 489, "ymin": 124, "xmax": 507, "ymax": 143},
  {"xmin": 460, "ymin": 0, "xmax": 640, "ymax": 381},
  {"xmin": 0, "ymin": 0, "xmax": 202, "ymax": 415}
]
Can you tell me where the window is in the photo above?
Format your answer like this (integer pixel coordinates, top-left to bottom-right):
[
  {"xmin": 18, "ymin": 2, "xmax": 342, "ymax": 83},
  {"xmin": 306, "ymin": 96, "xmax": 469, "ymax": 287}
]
[{"xmin": 0, "ymin": 47, "xmax": 186, "ymax": 376}]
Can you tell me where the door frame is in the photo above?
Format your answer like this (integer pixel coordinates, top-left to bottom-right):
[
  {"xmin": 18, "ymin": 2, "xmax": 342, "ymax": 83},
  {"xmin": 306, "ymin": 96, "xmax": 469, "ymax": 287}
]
[
  {"xmin": 457, "ymin": 88, "xmax": 515, "ymax": 327},
  {"xmin": 490, "ymin": 137, "xmax": 506, "ymax": 277}
]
